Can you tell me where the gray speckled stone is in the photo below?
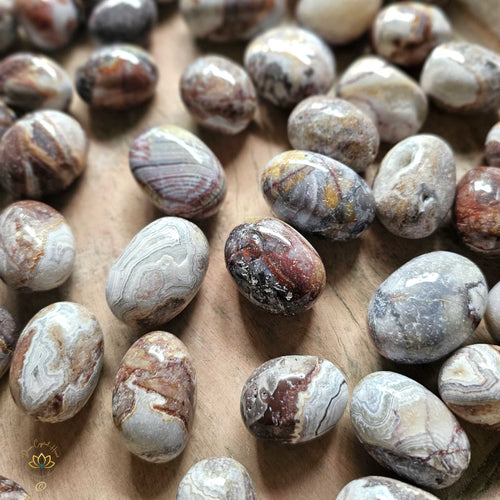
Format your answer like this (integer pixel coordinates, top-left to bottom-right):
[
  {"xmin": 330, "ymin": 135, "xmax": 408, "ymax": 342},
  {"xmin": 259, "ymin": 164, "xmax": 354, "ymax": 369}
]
[{"xmin": 486, "ymin": 281, "xmax": 500, "ymax": 343}]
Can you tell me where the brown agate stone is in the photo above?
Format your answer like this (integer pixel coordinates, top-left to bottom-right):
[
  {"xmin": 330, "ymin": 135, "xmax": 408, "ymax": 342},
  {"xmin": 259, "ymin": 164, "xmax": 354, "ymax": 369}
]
[
  {"xmin": 0, "ymin": 476, "xmax": 29, "ymax": 499},
  {"xmin": 0, "ymin": 99, "xmax": 15, "ymax": 139},
  {"xmin": 0, "ymin": 308, "xmax": 17, "ymax": 378}
]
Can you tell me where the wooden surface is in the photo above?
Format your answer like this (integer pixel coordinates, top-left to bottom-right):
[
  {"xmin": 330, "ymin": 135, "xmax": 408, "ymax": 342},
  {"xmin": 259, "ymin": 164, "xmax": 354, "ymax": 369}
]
[{"xmin": 1, "ymin": 2, "xmax": 500, "ymax": 499}]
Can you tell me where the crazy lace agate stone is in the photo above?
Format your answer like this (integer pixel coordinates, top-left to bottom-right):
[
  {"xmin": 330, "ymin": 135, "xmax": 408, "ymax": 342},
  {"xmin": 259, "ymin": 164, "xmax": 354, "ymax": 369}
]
[
  {"xmin": 262, "ymin": 151, "xmax": 375, "ymax": 240},
  {"xmin": 486, "ymin": 282, "xmax": 500, "ymax": 342},
  {"xmin": 421, "ymin": 42, "xmax": 500, "ymax": 113},
  {"xmin": 112, "ymin": 331, "xmax": 196, "ymax": 463},
  {"xmin": 75, "ymin": 45, "xmax": 158, "ymax": 110},
  {"xmin": 372, "ymin": 2, "xmax": 452, "ymax": 66},
  {"xmin": 336, "ymin": 476, "xmax": 439, "ymax": 500},
  {"xmin": 129, "ymin": 125, "xmax": 226, "ymax": 218},
  {"xmin": 373, "ymin": 134, "xmax": 456, "ymax": 239},
  {"xmin": 244, "ymin": 26, "xmax": 335, "ymax": 108},
  {"xmin": 0, "ymin": 110, "xmax": 88, "ymax": 198},
  {"xmin": 180, "ymin": 55, "xmax": 257, "ymax": 135},
  {"xmin": 439, "ymin": 344, "xmax": 500, "ymax": 429},
  {"xmin": 241, "ymin": 355, "xmax": 348, "ymax": 443},
  {"xmin": 368, "ymin": 251, "xmax": 488, "ymax": 364},
  {"xmin": 338, "ymin": 56, "xmax": 428, "ymax": 144},
  {"xmin": 0, "ymin": 99, "xmax": 15, "ymax": 139},
  {"xmin": 225, "ymin": 217, "xmax": 326, "ymax": 315},
  {"xmin": 0, "ymin": 0, "xmax": 17, "ymax": 53},
  {"xmin": 454, "ymin": 167, "xmax": 500, "ymax": 255},
  {"xmin": 0, "ymin": 476, "xmax": 29, "ymax": 499},
  {"xmin": 0, "ymin": 201, "xmax": 75, "ymax": 292},
  {"xmin": 287, "ymin": 96, "xmax": 379, "ymax": 173},
  {"xmin": 350, "ymin": 371, "xmax": 471, "ymax": 489},
  {"xmin": 0, "ymin": 53, "xmax": 73, "ymax": 111},
  {"xmin": 0, "ymin": 308, "xmax": 17, "ymax": 378},
  {"xmin": 9, "ymin": 302, "xmax": 104, "ymax": 422},
  {"xmin": 176, "ymin": 457, "xmax": 257, "ymax": 500},
  {"xmin": 180, "ymin": 0, "xmax": 285, "ymax": 42},
  {"xmin": 486, "ymin": 122, "xmax": 500, "ymax": 167},
  {"xmin": 106, "ymin": 217, "xmax": 209, "ymax": 328}
]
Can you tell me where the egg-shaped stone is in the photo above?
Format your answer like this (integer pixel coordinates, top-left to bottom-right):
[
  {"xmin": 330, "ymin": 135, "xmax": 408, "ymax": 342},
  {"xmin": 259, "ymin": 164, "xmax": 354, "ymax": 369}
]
[
  {"xmin": 421, "ymin": 42, "xmax": 500, "ymax": 113},
  {"xmin": 9, "ymin": 302, "xmax": 104, "ymax": 422},
  {"xmin": 106, "ymin": 217, "xmax": 209, "ymax": 328},
  {"xmin": 176, "ymin": 457, "xmax": 257, "ymax": 500},
  {"xmin": 338, "ymin": 55, "xmax": 428, "ymax": 144},
  {"xmin": 0, "ymin": 53, "xmax": 73, "ymax": 112},
  {"xmin": 368, "ymin": 251, "xmax": 488, "ymax": 364},
  {"xmin": 0, "ymin": 476, "xmax": 29, "ymax": 499},
  {"xmin": 0, "ymin": 201, "xmax": 76, "ymax": 292},
  {"xmin": 372, "ymin": 3, "xmax": 452, "ymax": 67},
  {"xmin": 439, "ymin": 344, "xmax": 500, "ymax": 429},
  {"xmin": 75, "ymin": 44, "xmax": 158, "ymax": 110},
  {"xmin": 0, "ymin": 0, "xmax": 17, "ymax": 53},
  {"xmin": 486, "ymin": 281, "xmax": 500, "ymax": 343},
  {"xmin": 0, "ymin": 307, "xmax": 17, "ymax": 378},
  {"xmin": 180, "ymin": 55, "xmax": 257, "ymax": 135},
  {"xmin": 179, "ymin": 0, "xmax": 286, "ymax": 42},
  {"xmin": 0, "ymin": 110, "xmax": 88, "ymax": 198},
  {"xmin": 112, "ymin": 331, "xmax": 196, "ymax": 463},
  {"xmin": 373, "ymin": 134, "xmax": 456, "ymax": 239},
  {"xmin": 225, "ymin": 217, "xmax": 326, "ymax": 315},
  {"xmin": 336, "ymin": 476, "xmax": 439, "ymax": 500},
  {"xmin": 350, "ymin": 371, "xmax": 471, "ymax": 489},
  {"xmin": 129, "ymin": 124, "xmax": 226, "ymax": 218},
  {"xmin": 486, "ymin": 122, "xmax": 500, "ymax": 167},
  {"xmin": 454, "ymin": 167, "xmax": 500, "ymax": 255},
  {"xmin": 0, "ymin": 99, "xmax": 15, "ymax": 139},
  {"xmin": 287, "ymin": 97, "xmax": 379, "ymax": 173},
  {"xmin": 244, "ymin": 26, "xmax": 335, "ymax": 108},
  {"xmin": 296, "ymin": 0, "xmax": 381, "ymax": 45},
  {"xmin": 241, "ymin": 355, "xmax": 348, "ymax": 443}
]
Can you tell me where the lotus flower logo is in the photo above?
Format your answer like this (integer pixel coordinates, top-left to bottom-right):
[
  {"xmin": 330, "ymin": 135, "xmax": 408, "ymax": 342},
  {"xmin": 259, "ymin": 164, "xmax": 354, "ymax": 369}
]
[{"xmin": 28, "ymin": 453, "xmax": 55, "ymax": 470}]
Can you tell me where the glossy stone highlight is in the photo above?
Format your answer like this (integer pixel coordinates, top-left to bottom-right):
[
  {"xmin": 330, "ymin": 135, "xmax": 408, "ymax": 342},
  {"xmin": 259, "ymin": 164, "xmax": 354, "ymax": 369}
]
[
  {"xmin": 0, "ymin": 0, "xmax": 17, "ymax": 53},
  {"xmin": 241, "ymin": 355, "xmax": 348, "ymax": 443},
  {"xmin": 129, "ymin": 124, "xmax": 226, "ymax": 218},
  {"xmin": 0, "ymin": 99, "xmax": 15, "ymax": 139},
  {"xmin": 486, "ymin": 282, "xmax": 500, "ymax": 343},
  {"xmin": 351, "ymin": 371, "xmax": 471, "ymax": 489},
  {"xmin": 262, "ymin": 150, "xmax": 375, "ymax": 240},
  {"xmin": 225, "ymin": 217, "xmax": 326, "ymax": 315},
  {"xmin": 9, "ymin": 302, "xmax": 104, "ymax": 422},
  {"xmin": 112, "ymin": 331, "xmax": 196, "ymax": 463},
  {"xmin": 0, "ymin": 476, "xmax": 29, "ymax": 499},
  {"xmin": 486, "ymin": 122, "xmax": 500, "ymax": 167},
  {"xmin": 0, "ymin": 308, "xmax": 17, "ymax": 378},
  {"xmin": 368, "ymin": 251, "xmax": 488, "ymax": 364}
]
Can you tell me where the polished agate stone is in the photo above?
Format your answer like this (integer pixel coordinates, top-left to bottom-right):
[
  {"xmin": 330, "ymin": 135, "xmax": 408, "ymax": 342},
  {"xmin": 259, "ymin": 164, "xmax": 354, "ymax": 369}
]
[
  {"xmin": 0, "ymin": 99, "xmax": 15, "ymax": 139},
  {"xmin": 241, "ymin": 355, "xmax": 348, "ymax": 443},
  {"xmin": 486, "ymin": 122, "xmax": 500, "ymax": 167},
  {"xmin": 0, "ymin": 0, "xmax": 17, "ymax": 53},
  {"xmin": 0, "ymin": 476, "xmax": 29, "ymax": 499},
  {"xmin": 439, "ymin": 344, "xmax": 500, "ymax": 429},
  {"xmin": 10, "ymin": 302, "xmax": 104, "ymax": 422},
  {"xmin": 373, "ymin": 134, "xmax": 456, "ymax": 239},
  {"xmin": 112, "ymin": 331, "xmax": 196, "ymax": 463},
  {"xmin": 350, "ymin": 371, "xmax": 471, "ymax": 489},
  {"xmin": 454, "ymin": 167, "xmax": 500, "ymax": 255},
  {"xmin": 176, "ymin": 458, "xmax": 256, "ymax": 500},
  {"xmin": 368, "ymin": 251, "xmax": 488, "ymax": 364},
  {"xmin": 486, "ymin": 281, "xmax": 500, "ymax": 343},
  {"xmin": 0, "ymin": 308, "xmax": 17, "ymax": 378}
]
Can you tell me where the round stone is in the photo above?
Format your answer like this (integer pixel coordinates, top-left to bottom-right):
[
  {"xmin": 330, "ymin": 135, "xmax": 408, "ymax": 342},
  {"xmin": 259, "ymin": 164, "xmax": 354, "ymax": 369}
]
[
  {"xmin": 486, "ymin": 122, "xmax": 500, "ymax": 167},
  {"xmin": 486, "ymin": 281, "xmax": 500, "ymax": 343},
  {"xmin": 0, "ymin": 308, "xmax": 17, "ymax": 379}
]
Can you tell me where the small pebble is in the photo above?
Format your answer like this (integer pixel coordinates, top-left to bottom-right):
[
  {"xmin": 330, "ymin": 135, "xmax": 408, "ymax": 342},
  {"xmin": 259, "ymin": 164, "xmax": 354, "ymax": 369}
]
[
  {"xmin": 0, "ymin": 0, "xmax": 17, "ymax": 53},
  {"xmin": 454, "ymin": 167, "xmax": 500, "ymax": 255},
  {"xmin": 225, "ymin": 217, "xmax": 326, "ymax": 315},
  {"xmin": 75, "ymin": 44, "xmax": 158, "ymax": 110},
  {"xmin": 0, "ymin": 53, "xmax": 73, "ymax": 111},
  {"xmin": 368, "ymin": 251, "xmax": 488, "ymax": 364},
  {"xmin": 262, "ymin": 150, "xmax": 375, "ymax": 240},
  {"xmin": 486, "ymin": 282, "xmax": 500, "ymax": 343},
  {"xmin": 180, "ymin": 55, "xmax": 257, "ymax": 135},
  {"xmin": 439, "ymin": 344, "xmax": 500, "ymax": 430},
  {"xmin": 421, "ymin": 42, "xmax": 500, "ymax": 113},
  {"xmin": 373, "ymin": 134, "xmax": 456, "ymax": 239},
  {"xmin": 372, "ymin": 2, "xmax": 452, "ymax": 66},
  {"xmin": 180, "ymin": 0, "xmax": 285, "ymax": 42},
  {"xmin": 350, "ymin": 371, "xmax": 471, "ymax": 489},
  {"xmin": 244, "ymin": 26, "xmax": 335, "ymax": 108},
  {"xmin": 129, "ymin": 124, "xmax": 226, "ymax": 218},
  {"xmin": 176, "ymin": 457, "xmax": 257, "ymax": 500},
  {"xmin": 486, "ymin": 122, "xmax": 500, "ymax": 167},
  {"xmin": 287, "ymin": 96, "xmax": 379, "ymax": 173},
  {"xmin": 0, "ymin": 99, "xmax": 15, "ymax": 139},
  {"xmin": 241, "ymin": 355, "xmax": 348, "ymax": 443},
  {"xmin": 0, "ymin": 476, "xmax": 29, "ymax": 499},
  {"xmin": 9, "ymin": 302, "xmax": 104, "ymax": 422},
  {"xmin": 0, "ymin": 110, "xmax": 88, "ymax": 198},
  {"xmin": 0, "ymin": 308, "xmax": 17, "ymax": 378},
  {"xmin": 296, "ymin": 0, "xmax": 381, "ymax": 45},
  {"xmin": 338, "ymin": 55, "xmax": 428, "ymax": 143},
  {"xmin": 89, "ymin": 0, "xmax": 158, "ymax": 45},
  {"xmin": 106, "ymin": 217, "xmax": 209, "ymax": 328},
  {"xmin": 112, "ymin": 331, "xmax": 196, "ymax": 463}
]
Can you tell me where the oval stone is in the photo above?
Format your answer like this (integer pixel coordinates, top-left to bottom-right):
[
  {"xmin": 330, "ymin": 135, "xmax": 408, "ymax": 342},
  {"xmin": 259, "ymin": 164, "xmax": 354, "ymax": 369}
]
[
  {"xmin": 112, "ymin": 331, "xmax": 196, "ymax": 463},
  {"xmin": 350, "ymin": 371, "xmax": 471, "ymax": 489},
  {"xmin": 262, "ymin": 150, "xmax": 375, "ymax": 240},
  {"xmin": 0, "ymin": 99, "xmax": 15, "ymax": 139},
  {"xmin": 241, "ymin": 355, "xmax": 348, "ymax": 443},
  {"xmin": 486, "ymin": 122, "xmax": 500, "ymax": 167},
  {"xmin": 0, "ymin": 476, "xmax": 29, "ymax": 500},
  {"xmin": 368, "ymin": 251, "xmax": 488, "ymax": 364},
  {"xmin": 0, "ymin": 307, "xmax": 17, "ymax": 378},
  {"xmin": 9, "ymin": 302, "xmax": 104, "ymax": 422},
  {"xmin": 486, "ymin": 281, "xmax": 500, "ymax": 343}
]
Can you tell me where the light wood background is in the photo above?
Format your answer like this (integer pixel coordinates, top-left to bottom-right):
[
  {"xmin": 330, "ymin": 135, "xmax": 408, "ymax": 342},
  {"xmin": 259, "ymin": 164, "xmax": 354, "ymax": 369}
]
[{"xmin": 1, "ymin": 1, "xmax": 500, "ymax": 499}]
